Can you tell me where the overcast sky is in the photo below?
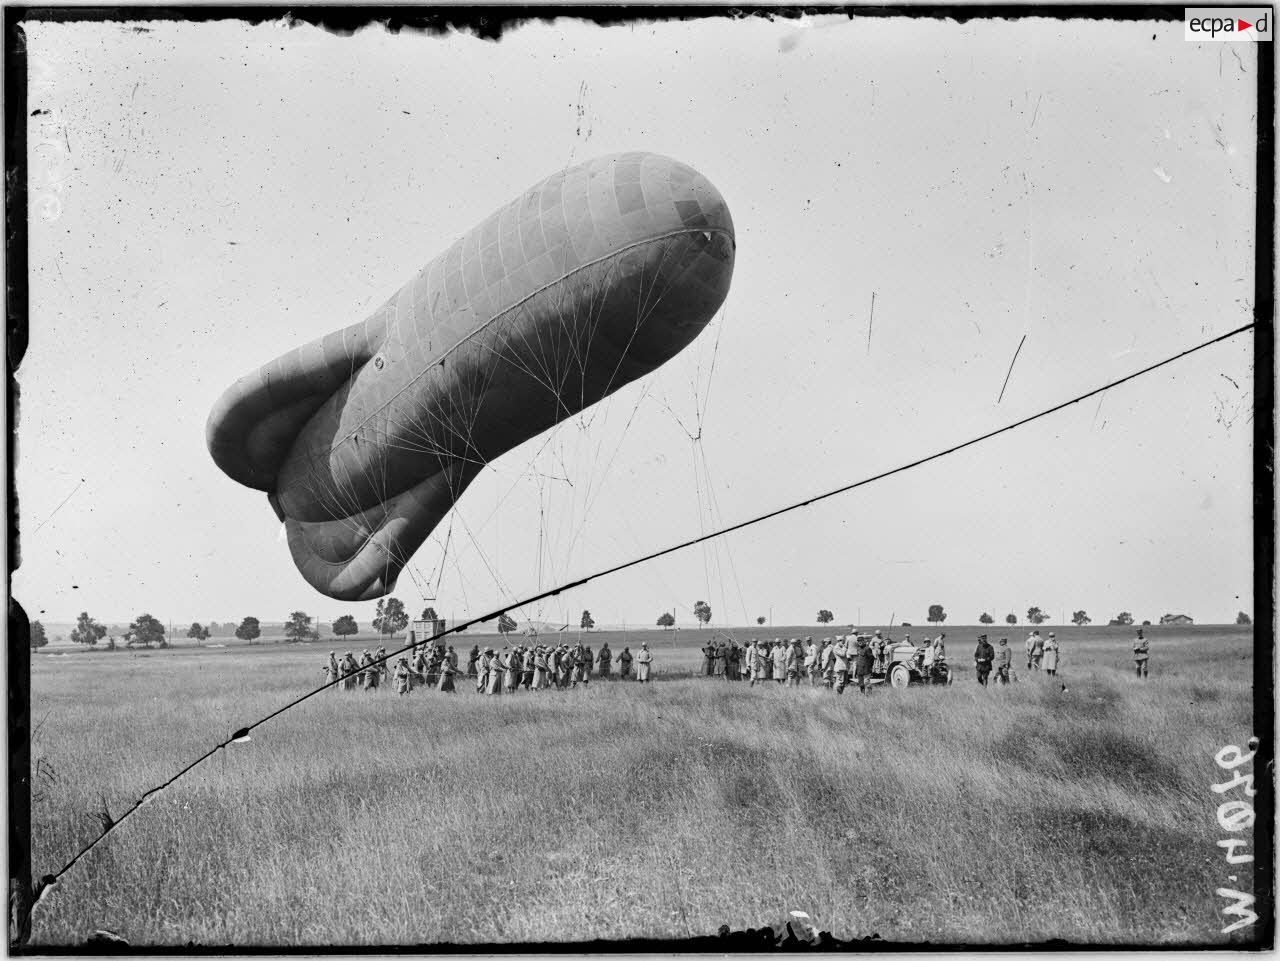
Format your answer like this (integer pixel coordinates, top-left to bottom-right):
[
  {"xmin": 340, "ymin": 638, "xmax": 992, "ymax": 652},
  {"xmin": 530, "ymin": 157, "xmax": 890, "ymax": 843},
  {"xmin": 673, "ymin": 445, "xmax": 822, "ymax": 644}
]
[{"xmin": 17, "ymin": 14, "xmax": 1257, "ymax": 631}]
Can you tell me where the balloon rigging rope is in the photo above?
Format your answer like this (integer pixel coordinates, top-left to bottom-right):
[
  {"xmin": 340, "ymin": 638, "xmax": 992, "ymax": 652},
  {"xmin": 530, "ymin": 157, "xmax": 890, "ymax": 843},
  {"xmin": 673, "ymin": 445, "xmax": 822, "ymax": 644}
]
[{"xmin": 23, "ymin": 320, "xmax": 1256, "ymax": 920}]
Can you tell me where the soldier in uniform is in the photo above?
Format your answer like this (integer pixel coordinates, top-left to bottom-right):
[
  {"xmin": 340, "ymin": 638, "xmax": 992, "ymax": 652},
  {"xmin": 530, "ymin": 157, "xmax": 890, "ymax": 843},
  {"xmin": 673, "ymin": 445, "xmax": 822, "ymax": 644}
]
[
  {"xmin": 486, "ymin": 648, "xmax": 504, "ymax": 695},
  {"xmin": 618, "ymin": 645, "xmax": 634, "ymax": 679},
  {"xmin": 411, "ymin": 647, "xmax": 428, "ymax": 689},
  {"xmin": 521, "ymin": 646, "xmax": 536, "ymax": 689},
  {"xmin": 597, "ymin": 642, "xmax": 612, "ymax": 678},
  {"xmin": 973, "ymin": 635, "xmax": 994, "ymax": 687},
  {"xmin": 993, "ymin": 638, "xmax": 1012, "ymax": 685},
  {"xmin": 805, "ymin": 639, "xmax": 820, "ymax": 685},
  {"xmin": 375, "ymin": 646, "xmax": 389, "ymax": 684},
  {"xmin": 701, "ymin": 641, "xmax": 716, "ymax": 676},
  {"xmin": 636, "ymin": 642, "xmax": 653, "ymax": 682},
  {"xmin": 1133, "ymin": 629, "xmax": 1149, "ymax": 678},
  {"xmin": 1043, "ymin": 633, "xmax": 1059, "ymax": 676},
  {"xmin": 364, "ymin": 653, "xmax": 381, "ymax": 691},
  {"xmin": 325, "ymin": 652, "xmax": 340, "ymax": 691},
  {"xmin": 1025, "ymin": 632, "xmax": 1036, "ymax": 671},
  {"xmin": 854, "ymin": 636, "xmax": 876, "ymax": 694},
  {"xmin": 785, "ymin": 638, "xmax": 802, "ymax": 688},
  {"xmin": 1030, "ymin": 631, "xmax": 1045, "ymax": 671},
  {"xmin": 394, "ymin": 657, "xmax": 412, "ymax": 695},
  {"xmin": 504, "ymin": 647, "xmax": 520, "ymax": 693},
  {"xmin": 727, "ymin": 641, "xmax": 742, "ymax": 681},
  {"xmin": 466, "ymin": 644, "xmax": 480, "ymax": 678},
  {"xmin": 341, "ymin": 652, "xmax": 360, "ymax": 690},
  {"xmin": 871, "ymin": 631, "xmax": 886, "ymax": 672},
  {"xmin": 831, "ymin": 636, "xmax": 851, "ymax": 694},
  {"xmin": 437, "ymin": 651, "xmax": 458, "ymax": 693},
  {"xmin": 579, "ymin": 644, "xmax": 593, "ymax": 685},
  {"xmin": 771, "ymin": 640, "xmax": 788, "ymax": 685},
  {"xmin": 357, "ymin": 649, "xmax": 374, "ymax": 689},
  {"xmin": 821, "ymin": 639, "xmax": 835, "ymax": 688}
]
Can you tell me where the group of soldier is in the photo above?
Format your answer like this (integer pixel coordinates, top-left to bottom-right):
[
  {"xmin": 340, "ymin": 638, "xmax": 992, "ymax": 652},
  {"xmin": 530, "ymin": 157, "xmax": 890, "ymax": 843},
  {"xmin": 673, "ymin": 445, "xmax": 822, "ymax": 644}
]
[
  {"xmin": 968, "ymin": 627, "xmax": 1149, "ymax": 684},
  {"xmin": 321, "ymin": 639, "xmax": 656, "ymax": 695},
  {"xmin": 696, "ymin": 631, "xmax": 950, "ymax": 693},
  {"xmin": 970, "ymin": 629, "xmax": 1062, "ymax": 686}
]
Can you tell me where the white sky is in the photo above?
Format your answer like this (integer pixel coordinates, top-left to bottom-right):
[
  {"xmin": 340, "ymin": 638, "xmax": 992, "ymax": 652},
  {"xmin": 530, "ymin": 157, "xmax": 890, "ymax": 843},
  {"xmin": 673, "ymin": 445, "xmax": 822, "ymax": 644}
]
[{"xmin": 16, "ymin": 14, "xmax": 1258, "ymax": 630}]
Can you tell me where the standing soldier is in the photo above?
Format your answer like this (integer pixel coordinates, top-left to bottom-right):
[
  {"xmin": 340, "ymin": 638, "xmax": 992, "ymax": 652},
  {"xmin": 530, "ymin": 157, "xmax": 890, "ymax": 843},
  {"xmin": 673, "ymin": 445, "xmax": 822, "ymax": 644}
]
[
  {"xmin": 744, "ymin": 640, "xmax": 758, "ymax": 687},
  {"xmin": 504, "ymin": 647, "xmax": 520, "ymax": 693},
  {"xmin": 804, "ymin": 639, "xmax": 820, "ymax": 686},
  {"xmin": 357, "ymin": 649, "xmax": 374, "ymax": 689},
  {"xmin": 466, "ymin": 644, "xmax": 480, "ymax": 678},
  {"xmin": 597, "ymin": 642, "xmax": 612, "ymax": 678},
  {"xmin": 580, "ymin": 643, "xmax": 593, "ymax": 686},
  {"xmin": 394, "ymin": 657, "xmax": 412, "ymax": 695},
  {"xmin": 831, "ymin": 636, "xmax": 851, "ymax": 694},
  {"xmin": 325, "ymin": 652, "xmax": 340, "ymax": 691},
  {"xmin": 376, "ymin": 646, "xmax": 389, "ymax": 684},
  {"xmin": 341, "ymin": 652, "xmax": 360, "ymax": 690},
  {"xmin": 618, "ymin": 645, "xmax": 634, "ymax": 679},
  {"xmin": 521, "ymin": 645, "xmax": 536, "ymax": 689},
  {"xmin": 486, "ymin": 648, "xmax": 504, "ymax": 695},
  {"xmin": 636, "ymin": 642, "xmax": 654, "ymax": 683},
  {"xmin": 785, "ymin": 638, "xmax": 802, "ymax": 688},
  {"xmin": 438, "ymin": 651, "xmax": 458, "ymax": 693},
  {"xmin": 771, "ymin": 640, "xmax": 788, "ymax": 685},
  {"xmin": 1133, "ymin": 629, "xmax": 1149, "ymax": 679},
  {"xmin": 701, "ymin": 641, "xmax": 716, "ymax": 677},
  {"xmin": 532, "ymin": 645, "xmax": 549, "ymax": 689},
  {"xmin": 1043, "ymin": 633, "xmax": 1060, "ymax": 676},
  {"xmin": 854, "ymin": 636, "xmax": 876, "ymax": 694},
  {"xmin": 973, "ymin": 635, "xmax": 994, "ymax": 687},
  {"xmin": 1030, "ymin": 631, "xmax": 1045, "ymax": 671},
  {"xmin": 364, "ymin": 653, "xmax": 381, "ymax": 691},
  {"xmin": 994, "ymin": 638, "xmax": 1012, "ymax": 685},
  {"xmin": 1025, "ymin": 632, "xmax": 1036, "ymax": 671},
  {"xmin": 411, "ymin": 646, "xmax": 428, "ymax": 689},
  {"xmin": 727, "ymin": 641, "xmax": 742, "ymax": 681},
  {"xmin": 821, "ymin": 638, "xmax": 835, "ymax": 689}
]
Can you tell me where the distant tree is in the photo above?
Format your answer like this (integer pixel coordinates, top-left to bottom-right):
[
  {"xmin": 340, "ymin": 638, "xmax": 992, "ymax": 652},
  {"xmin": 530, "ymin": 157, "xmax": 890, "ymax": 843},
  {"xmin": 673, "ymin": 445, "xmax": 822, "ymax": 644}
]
[
  {"xmin": 817, "ymin": 609, "xmax": 834, "ymax": 624},
  {"xmin": 372, "ymin": 597, "xmax": 409, "ymax": 638},
  {"xmin": 235, "ymin": 616, "xmax": 261, "ymax": 644},
  {"xmin": 30, "ymin": 620, "xmax": 47, "ymax": 649},
  {"xmin": 70, "ymin": 611, "xmax": 108, "ymax": 646},
  {"xmin": 1026, "ymin": 606, "xmax": 1047, "ymax": 625},
  {"xmin": 1237, "ymin": 611, "xmax": 1252, "ymax": 625},
  {"xmin": 979, "ymin": 612, "xmax": 994, "ymax": 624},
  {"xmin": 693, "ymin": 600, "xmax": 712, "ymax": 627},
  {"xmin": 497, "ymin": 613, "xmax": 517, "ymax": 634},
  {"xmin": 126, "ymin": 613, "xmax": 166, "ymax": 649},
  {"xmin": 186, "ymin": 622, "xmax": 210, "ymax": 641},
  {"xmin": 284, "ymin": 611, "xmax": 313, "ymax": 642},
  {"xmin": 1005, "ymin": 613, "xmax": 1017, "ymax": 625},
  {"xmin": 1109, "ymin": 611, "xmax": 1135, "ymax": 626},
  {"xmin": 756, "ymin": 616, "xmax": 766, "ymax": 625},
  {"xmin": 421, "ymin": 606, "xmax": 438, "ymax": 621},
  {"xmin": 927, "ymin": 604, "xmax": 946, "ymax": 624},
  {"xmin": 580, "ymin": 610, "xmax": 595, "ymax": 630},
  {"xmin": 332, "ymin": 614, "xmax": 358, "ymax": 637},
  {"xmin": 1071, "ymin": 610, "xmax": 1091, "ymax": 626},
  {"xmin": 1141, "ymin": 620, "xmax": 1151, "ymax": 626},
  {"xmin": 656, "ymin": 612, "xmax": 675, "ymax": 629}
]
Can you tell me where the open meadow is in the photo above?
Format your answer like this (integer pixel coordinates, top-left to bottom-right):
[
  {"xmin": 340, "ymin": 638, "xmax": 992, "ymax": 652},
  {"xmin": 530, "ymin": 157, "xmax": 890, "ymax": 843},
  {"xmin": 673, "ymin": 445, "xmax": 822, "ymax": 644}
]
[{"xmin": 25, "ymin": 623, "xmax": 1259, "ymax": 947}]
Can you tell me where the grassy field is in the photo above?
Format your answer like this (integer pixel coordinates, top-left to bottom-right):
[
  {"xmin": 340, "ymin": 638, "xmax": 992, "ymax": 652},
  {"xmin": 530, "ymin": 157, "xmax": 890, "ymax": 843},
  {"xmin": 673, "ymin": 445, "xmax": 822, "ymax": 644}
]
[{"xmin": 23, "ymin": 623, "xmax": 1261, "ymax": 947}]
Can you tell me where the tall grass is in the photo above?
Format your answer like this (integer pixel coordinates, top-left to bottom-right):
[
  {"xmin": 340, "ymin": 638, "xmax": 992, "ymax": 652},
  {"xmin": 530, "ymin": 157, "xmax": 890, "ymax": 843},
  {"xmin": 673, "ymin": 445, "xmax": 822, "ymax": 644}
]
[{"xmin": 26, "ymin": 626, "xmax": 1257, "ymax": 946}]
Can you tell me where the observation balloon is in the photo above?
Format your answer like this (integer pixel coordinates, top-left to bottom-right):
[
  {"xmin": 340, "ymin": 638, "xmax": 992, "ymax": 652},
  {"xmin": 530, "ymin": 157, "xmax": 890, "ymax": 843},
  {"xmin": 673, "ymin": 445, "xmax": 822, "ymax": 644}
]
[{"xmin": 207, "ymin": 152, "xmax": 736, "ymax": 600}]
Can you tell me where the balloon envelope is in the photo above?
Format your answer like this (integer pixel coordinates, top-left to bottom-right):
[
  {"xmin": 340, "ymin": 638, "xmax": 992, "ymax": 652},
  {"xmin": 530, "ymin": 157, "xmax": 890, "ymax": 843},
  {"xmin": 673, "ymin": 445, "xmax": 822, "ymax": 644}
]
[{"xmin": 207, "ymin": 152, "xmax": 735, "ymax": 600}]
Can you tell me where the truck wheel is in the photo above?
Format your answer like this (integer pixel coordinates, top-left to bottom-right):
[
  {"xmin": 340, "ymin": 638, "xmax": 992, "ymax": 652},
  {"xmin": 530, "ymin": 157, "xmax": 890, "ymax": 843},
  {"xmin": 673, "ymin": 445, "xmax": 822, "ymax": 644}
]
[{"xmin": 889, "ymin": 663, "xmax": 911, "ymax": 688}]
